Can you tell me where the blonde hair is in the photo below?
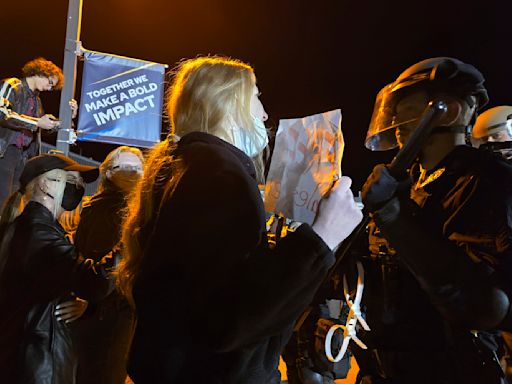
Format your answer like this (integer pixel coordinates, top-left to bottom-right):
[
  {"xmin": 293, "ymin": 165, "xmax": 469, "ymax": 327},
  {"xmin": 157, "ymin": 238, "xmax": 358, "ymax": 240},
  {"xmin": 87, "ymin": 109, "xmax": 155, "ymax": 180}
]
[
  {"xmin": 116, "ymin": 139, "xmax": 185, "ymax": 305},
  {"xmin": 43, "ymin": 169, "xmax": 67, "ymax": 218},
  {"xmin": 0, "ymin": 169, "xmax": 67, "ymax": 227},
  {"xmin": 118, "ymin": 56, "xmax": 268, "ymax": 304},
  {"xmin": 168, "ymin": 56, "xmax": 267, "ymax": 181},
  {"xmin": 0, "ymin": 169, "xmax": 67, "ymax": 279},
  {"xmin": 97, "ymin": 146, "xmax": 145, "ymax": 193},
  {"xmin": 167, "ymin": 56, "xmax": 255, "ymax": 138}
]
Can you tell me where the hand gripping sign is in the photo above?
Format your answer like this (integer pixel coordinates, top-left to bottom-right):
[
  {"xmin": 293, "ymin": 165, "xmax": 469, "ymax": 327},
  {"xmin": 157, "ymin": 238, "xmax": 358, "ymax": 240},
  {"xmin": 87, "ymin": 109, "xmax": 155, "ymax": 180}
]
[{"xmin": 264, "ymin": 109, "xmax": 343, "ymax": 224}]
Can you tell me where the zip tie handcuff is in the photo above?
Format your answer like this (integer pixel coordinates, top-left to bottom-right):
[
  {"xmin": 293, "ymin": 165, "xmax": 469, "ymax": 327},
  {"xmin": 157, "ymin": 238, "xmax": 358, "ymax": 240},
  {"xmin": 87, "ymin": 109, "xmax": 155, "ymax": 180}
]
[{"xmin": 325, "ymin": 261, "xmax": 370, "ymax": 362}]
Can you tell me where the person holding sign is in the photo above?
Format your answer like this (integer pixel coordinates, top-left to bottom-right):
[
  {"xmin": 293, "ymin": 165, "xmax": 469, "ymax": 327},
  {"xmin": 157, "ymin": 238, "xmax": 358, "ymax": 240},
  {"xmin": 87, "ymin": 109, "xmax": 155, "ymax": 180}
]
[
  {"xmin": 0, "ymin": 57, "xmax": 78, "ymax": 212},
  {"xmin": 117, "ymin": 56, "xmax": 362, "ymax": 383}
]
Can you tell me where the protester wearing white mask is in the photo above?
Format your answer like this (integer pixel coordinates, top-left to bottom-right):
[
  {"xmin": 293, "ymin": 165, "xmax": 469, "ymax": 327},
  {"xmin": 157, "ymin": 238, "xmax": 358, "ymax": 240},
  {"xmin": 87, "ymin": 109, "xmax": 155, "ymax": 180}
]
[
  {"xmin": 72, "ymin": 146, "xmax": 144, "ymax": 384},
  {"xmin": 230, "ymin": 82, "xmax": 269, "ymax": 157},
  {"xmin": 229, "ymin": 114, "xmax": 269, "ymax": 159},
  {"xmin": 117, "ymin": 56, "xmax": 362, "ymax": 384}
]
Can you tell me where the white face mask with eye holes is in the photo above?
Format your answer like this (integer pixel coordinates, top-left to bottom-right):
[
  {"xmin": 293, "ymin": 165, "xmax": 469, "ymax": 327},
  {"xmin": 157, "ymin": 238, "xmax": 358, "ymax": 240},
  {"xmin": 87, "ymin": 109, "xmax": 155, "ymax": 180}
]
[{"xmin": 229, "ymin": 115, "xmax": 268, "ymax": 157}]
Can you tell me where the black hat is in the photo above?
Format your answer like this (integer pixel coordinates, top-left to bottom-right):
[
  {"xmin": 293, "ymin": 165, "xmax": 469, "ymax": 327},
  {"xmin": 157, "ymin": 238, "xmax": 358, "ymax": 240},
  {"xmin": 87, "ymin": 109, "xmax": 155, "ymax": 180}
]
[
  {"xmin": 19, "ymin": 153, "xmax": 99, "ymax": 191},
  {"xmin": 365, "ymin": 57, "xmax": 489, "ymax": 151},
  {"xmin": 392, "ymin": 57, "xmax": 488, "ymax": 109}
]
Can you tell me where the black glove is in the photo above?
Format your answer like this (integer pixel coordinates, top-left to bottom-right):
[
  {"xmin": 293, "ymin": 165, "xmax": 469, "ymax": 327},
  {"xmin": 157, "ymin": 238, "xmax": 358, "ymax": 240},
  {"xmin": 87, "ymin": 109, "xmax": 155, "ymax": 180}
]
[{"xmin": 361, "ymin": 164, "xmax": 399, "ymax": 213}]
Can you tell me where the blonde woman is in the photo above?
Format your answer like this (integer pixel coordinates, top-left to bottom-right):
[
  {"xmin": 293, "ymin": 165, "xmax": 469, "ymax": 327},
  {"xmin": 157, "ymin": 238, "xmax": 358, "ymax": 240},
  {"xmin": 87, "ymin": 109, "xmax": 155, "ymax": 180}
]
[
  {"xmin": 72, "ymin": 146, "xmax": 144, "ymax": 384},
  {"xmin": 0, "ymin": 153, "xmax": 117, "ymax": 383},
  {"xmin": 118, "ymin": 56, "xmax": 362, "ymax": 383}
]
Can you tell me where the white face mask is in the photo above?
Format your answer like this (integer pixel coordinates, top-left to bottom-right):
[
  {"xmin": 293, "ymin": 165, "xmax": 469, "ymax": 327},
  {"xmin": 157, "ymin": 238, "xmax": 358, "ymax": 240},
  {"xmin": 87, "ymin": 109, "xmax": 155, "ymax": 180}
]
[{"xmin": 230, "ymin": 115, "xmax": 268, "ymax": 157}]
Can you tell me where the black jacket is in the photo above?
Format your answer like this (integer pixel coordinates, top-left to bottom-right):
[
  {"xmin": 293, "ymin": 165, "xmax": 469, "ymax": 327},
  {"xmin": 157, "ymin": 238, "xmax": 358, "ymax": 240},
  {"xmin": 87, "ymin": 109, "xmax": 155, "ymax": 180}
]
[
  {"xmin": 0, "ymin": 78, "xmax": 43, "ymax": 157},
  {"xmin": 128, "ymin": 132, "xmax": 335, "ymax": 384},
  {"xmin": 356, "ymin": 146, "xmax": 512, "ymax": 383},
  {"xmin": 0, "ymin": 202, "xmax": 116, "ymax": 383},
  {"xmin": 75, "ymin": 187, "xmax": 126, "ymax": 261},
  {"xmin": 72, "ymin": 187, "xmax": 134, "ymax": 384}
]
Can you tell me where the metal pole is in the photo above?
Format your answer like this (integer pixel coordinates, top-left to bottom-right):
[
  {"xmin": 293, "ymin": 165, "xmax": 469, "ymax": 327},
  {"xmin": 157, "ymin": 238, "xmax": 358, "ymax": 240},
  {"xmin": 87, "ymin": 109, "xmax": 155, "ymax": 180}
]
[{"xmin": 56, "ymin": 0, "xmax": 83, "ymax": 155}]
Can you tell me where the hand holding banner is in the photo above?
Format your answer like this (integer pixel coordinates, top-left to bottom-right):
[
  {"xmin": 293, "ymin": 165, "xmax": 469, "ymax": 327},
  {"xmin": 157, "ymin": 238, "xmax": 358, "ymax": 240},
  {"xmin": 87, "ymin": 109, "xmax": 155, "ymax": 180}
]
[{"xmin": 264, "ymin": 109, "xmax": 344, "ymax": 224}]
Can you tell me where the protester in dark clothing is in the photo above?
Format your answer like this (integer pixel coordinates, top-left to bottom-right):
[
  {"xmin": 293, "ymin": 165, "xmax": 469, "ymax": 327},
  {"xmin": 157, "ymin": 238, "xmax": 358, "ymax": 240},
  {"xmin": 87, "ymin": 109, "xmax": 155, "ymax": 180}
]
[
  {"xmin": 75, "ymin": 146, "xmax": 143, "ymax": 259},
  {"xmin": 359, "ymin": 57, "xmax": 512, "ymax": 383},
  {"xmin": 72, "ymin": 146, "xmax": 143, "ymax": 384},
  {"xmin": 0, "ymin": 153, "xmax": 116, "ymax": 384},
  {"xmin": 0, "ymin": 57, "xmax": 77, "ymax": 211},
  {"xmin": 117, "ymin": 56, "xmax": 363, "ymax": 384}
]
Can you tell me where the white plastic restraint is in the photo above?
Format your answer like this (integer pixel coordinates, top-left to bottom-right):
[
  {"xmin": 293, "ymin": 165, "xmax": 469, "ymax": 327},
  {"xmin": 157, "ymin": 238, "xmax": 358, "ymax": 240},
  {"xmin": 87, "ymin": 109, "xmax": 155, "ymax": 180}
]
[{"xmin": 324, "ymin": 261, "xmax": 371, "ymax": 362}]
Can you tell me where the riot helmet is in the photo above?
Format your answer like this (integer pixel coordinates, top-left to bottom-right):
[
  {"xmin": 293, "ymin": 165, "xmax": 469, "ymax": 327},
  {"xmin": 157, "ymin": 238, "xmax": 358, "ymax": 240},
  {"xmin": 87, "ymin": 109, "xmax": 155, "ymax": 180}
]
[
  {"xmin": 365, "ymin": 57, "xmax": 489, "ymax": 151},
  {"xmin": 472, "ymin": 106, "xmax": 512, "ymax": 159}
]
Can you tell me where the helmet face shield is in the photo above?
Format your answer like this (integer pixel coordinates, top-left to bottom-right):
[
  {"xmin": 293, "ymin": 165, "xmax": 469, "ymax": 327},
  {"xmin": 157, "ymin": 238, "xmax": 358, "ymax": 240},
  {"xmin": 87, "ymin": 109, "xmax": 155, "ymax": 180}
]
[
  {"xmin": 365, "ymin": 84, "xmax": 420, "ymax": 151},
  {"xmin": 365, "ymin": 57, "xmax": 489, "ymax": 152}
]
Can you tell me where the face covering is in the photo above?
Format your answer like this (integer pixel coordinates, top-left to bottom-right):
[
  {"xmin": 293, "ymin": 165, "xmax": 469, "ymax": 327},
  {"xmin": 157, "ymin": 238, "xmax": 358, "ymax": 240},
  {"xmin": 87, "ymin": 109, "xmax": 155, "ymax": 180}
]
[
  {"xmin": 61, "ymin": 182, "xmax": 85, "ymax": 211},
  {"xmin": 498, "ymin": 147, "xmax": 512, "ymax": 161},
  {"xmin": 230, "ymin": 115, "xmax": 268, "ymax": 157},
  {"xmin": 110, "ymin": 170, "xmax": 142, "ymax": 192}
]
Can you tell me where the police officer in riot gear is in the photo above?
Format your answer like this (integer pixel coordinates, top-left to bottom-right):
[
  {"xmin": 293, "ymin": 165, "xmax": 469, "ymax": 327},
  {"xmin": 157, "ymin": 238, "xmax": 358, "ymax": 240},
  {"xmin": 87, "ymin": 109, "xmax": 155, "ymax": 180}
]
[
  {"xmin": 357, "ymin": 57, "xmax": 512, "ymax": 383},
  {"xmin": 473, "ymin": 106, "xmax": 512, "ymax": 381},
  {"xmin": 281, "ymin": 249, "xmax": 357, "ymax": 384},
  {"xmin": 472, "ymin": 106, "xmax": 512, "ymax": 160}
]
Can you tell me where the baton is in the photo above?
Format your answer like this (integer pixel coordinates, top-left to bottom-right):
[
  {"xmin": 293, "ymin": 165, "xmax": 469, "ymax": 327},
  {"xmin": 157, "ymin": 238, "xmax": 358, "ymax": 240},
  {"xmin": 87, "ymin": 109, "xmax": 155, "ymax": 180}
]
[{"xmin": 324, "ymin": 99, "xmax": 448, "ymax": 282}]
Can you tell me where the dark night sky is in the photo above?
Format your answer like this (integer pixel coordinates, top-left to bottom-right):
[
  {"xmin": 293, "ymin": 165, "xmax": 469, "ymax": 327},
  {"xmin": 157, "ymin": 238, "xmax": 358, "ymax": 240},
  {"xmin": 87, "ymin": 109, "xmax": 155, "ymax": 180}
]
[{"xmin": 2, "ymin": 0, "xmax": 511, "ymax": 190}]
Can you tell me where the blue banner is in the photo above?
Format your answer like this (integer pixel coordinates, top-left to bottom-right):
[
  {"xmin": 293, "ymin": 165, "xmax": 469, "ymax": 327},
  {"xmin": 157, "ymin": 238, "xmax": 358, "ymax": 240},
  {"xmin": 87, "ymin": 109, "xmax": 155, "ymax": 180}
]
[{"xmin": 77, "ymin": 51, "xmax": 166, "ymax": 148}]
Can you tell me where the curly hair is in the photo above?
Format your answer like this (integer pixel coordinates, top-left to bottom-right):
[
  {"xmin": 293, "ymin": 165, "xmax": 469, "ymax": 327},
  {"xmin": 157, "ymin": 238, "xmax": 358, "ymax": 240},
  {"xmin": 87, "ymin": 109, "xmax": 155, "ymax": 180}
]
[{"xmin": 21, "ymin": 57, "xmax": 64, "ymax": 90}]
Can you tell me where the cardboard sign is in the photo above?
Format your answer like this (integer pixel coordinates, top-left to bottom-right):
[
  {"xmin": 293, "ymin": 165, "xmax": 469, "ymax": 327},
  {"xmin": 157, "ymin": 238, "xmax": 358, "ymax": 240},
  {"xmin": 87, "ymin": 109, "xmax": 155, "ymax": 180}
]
[{"xmin": 264, "ymin": 109, "xmax": 343, "ymax": 224}]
